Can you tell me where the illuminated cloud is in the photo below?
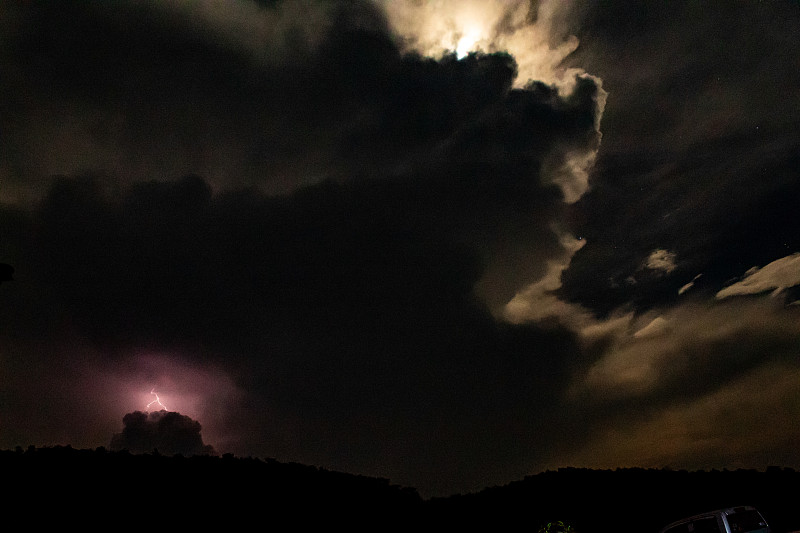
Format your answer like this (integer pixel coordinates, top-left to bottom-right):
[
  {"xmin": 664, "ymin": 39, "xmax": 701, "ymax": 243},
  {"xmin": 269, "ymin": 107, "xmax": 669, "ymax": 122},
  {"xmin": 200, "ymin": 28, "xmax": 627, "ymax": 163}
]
[
  {"xmin": 380, "ymin": 0, "xmax": 586, "ymax": 92},
  {"xmin": 563, "ymin": 362, "xmax": 800, "ymax": 471},
  {"xmin": 542, "ymin": 146, "xmax": 602, "ymax": 204},
  {"xmin": 716, "ymin": 253, "xmax": 800, "ymax": 299},
  {"xmin": 577, "ymin": 298, "xmax": 800, "ymax": 399},
  {"xmin": 381, "ymin": 0, "xmax": 606, "ymax": 205},
  {"xmin": 643, "ymin": 249, "xmax": 677, "ymax": 275},
  {"xmin": 504, "ymin": 232, "xmax": 593, "ymax": 327},
  {"xmin": 632, "ymin": 316, "xmax": 669, "ymax": 339},
  {"xmin": 678, "ymin": 274, "xmax": 702, "ymax": 295}
]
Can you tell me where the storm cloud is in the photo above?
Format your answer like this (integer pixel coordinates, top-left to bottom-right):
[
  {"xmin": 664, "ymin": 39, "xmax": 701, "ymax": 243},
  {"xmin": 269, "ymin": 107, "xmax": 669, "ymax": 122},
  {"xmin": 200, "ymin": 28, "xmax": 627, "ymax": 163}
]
[
  {"xmin": 558, "ymin": 0, "xmax": 800, "ymax": 315},
  {"xmin": 110, "ymin": 410, "xmax": 216, "ymax": 456},
  {"xmin": 1, "ymin": 0, "xmax": 799, "ymax": 498},
  {"xmin": 0, "ymin": 0, "xmax": 603, "ymax": 496}
]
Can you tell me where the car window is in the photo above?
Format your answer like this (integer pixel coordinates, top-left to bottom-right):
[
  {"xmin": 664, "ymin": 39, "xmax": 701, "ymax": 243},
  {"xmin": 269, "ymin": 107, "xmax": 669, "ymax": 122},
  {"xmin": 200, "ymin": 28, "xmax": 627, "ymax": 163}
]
[
  {"xmin": 691, "ymin": 517, "xmax": 722, "ymax": 532},
  {"xmin": 663, "ymin": 517, "xmax": 721, "ymax": 533},
  {"xmin": 727, "ymin": 510, "xmax": 769, "ymax": 533}
]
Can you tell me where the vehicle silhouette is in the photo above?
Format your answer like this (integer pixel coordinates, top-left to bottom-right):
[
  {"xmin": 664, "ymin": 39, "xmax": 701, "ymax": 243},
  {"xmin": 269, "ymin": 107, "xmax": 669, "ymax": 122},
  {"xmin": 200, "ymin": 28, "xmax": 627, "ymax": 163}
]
[{"xmin": 659, "ymin": 506, "xmax": 770, "ymax": 533}]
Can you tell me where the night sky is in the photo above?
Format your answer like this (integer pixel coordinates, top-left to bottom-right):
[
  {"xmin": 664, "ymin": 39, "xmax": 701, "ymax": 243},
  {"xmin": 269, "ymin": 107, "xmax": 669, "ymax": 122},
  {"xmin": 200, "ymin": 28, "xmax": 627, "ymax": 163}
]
[{"xmin": 1, "ymin": 0, "xmax": 799, "ymax": 498}]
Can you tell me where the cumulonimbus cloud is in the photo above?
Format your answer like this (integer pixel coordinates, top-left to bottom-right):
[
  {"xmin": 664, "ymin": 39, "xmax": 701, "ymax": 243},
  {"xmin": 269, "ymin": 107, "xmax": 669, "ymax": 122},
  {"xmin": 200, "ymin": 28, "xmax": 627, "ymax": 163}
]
[
  {"xmin": 0, "ymin": 0, "xmax": 608, "ymax": 494},
  {"xmin": 381, "ymin": 0, "xmax": 606, "ymax": 205},
  {"xmin": 110, "ymin": 410, "xmax": 216, "ymax": 457}
]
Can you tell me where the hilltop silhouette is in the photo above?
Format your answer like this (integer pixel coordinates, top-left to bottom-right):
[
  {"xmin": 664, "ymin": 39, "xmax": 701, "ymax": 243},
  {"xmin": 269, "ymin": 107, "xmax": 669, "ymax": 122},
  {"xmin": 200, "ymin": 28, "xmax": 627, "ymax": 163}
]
[
  {"xmin": 2, "ymin": 446, "xmax": 421, "ymax": 529},
  {"xmin": 426, "ymin": 466, "xmax": 800, "ymax": 532},
  {"xmin": 2, "ymin": 446, "xmax": 798, "ymax": 531}
]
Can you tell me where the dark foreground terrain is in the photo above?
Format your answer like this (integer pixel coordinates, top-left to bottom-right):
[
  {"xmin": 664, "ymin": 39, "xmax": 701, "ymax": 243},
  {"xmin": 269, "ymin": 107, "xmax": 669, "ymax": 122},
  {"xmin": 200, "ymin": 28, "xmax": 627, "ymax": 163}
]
[{"xmin": 4, "ymin": 446, "xmax": 799, "ymax": 531}]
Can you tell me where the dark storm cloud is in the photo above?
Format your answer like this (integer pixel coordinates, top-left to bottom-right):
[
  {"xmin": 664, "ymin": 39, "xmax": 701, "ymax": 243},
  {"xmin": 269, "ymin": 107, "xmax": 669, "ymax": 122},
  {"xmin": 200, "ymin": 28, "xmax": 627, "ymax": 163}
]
[
  {"xmin": 0, "ymin": 0, "xmax": 601, "ymax": 307},
  {"xmin": 5, "ymin": 0, "xmax": 797, "ymax": 498},
  {"xmin": 110, "ymin": 410, "xmax": 215, "ymax": 456},
  {"xmin": 500, "ymin": 0, "xmax": 800, "ymax": 478},
  {"xmin": 1, "ymin": 0, "xmax": 599, "ymax": 205},
  {"xmin": 8, "ymin": 164, "xmax": 589, "ymax": 494},
  {"xmin": 0, "ymin": 0, "xmax": 605, "ymax": 497},
  {"xmin": 558, "ymin": 0, "xmax": 800, "ymax": 316},
  {"xmin": 0, "ymin": 0, "xmax": 390, "ymax": 197}
]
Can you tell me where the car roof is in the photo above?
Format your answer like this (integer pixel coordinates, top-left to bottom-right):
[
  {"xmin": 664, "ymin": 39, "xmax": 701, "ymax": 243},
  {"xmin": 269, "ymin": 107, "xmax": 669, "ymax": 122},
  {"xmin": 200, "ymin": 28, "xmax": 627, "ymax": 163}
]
[{"xmin": 660, "ymin": 506, "xmax": 761, "ymax": 531}]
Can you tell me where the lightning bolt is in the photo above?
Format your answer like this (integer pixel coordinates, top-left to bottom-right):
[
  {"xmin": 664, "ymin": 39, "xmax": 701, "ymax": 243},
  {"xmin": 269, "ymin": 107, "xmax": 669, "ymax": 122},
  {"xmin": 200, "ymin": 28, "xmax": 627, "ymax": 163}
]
[{"xmin": 146, "ymin": 388, "xmax": 168, "ymax": 411}]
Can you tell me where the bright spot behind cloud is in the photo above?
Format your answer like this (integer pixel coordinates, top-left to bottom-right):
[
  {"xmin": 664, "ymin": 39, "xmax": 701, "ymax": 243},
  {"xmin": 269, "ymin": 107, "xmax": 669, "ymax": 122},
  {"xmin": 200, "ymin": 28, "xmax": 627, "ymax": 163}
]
[
  {"xmin": 381, "ymin": 0, "xmax": 590, "ymax": 93},
  {"xmin": 384, "ymin": 0, "xmax": 606, "ymax": 206},
  {"xmin": 456, "ymin": 26, "xmax": 483, "ymax": 59},
  {"xmin": 382, "ymin": 0, "xmax": 606, "ymax": 206}
]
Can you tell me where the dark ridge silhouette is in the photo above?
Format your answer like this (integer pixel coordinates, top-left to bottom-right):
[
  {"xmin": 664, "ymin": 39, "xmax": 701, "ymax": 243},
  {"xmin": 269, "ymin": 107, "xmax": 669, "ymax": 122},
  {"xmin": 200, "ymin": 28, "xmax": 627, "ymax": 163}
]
[
  {"xmin": 424, "ymin": 467, "xmax": 800, "ymax": 532},
  {"xmin": 3, "ymin": 447, "xmax": 799, "ymax": 531},
  {"xmin": 0, "ymin": 263, "xmax": 13, "ymax": 284},
  {"xmin": 2, "ymin": 445, "xmax": 421, "ymax": 529},
  {"xmin": 0, "ymin": 446, "xmax": 800, "ymax": 533}
]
